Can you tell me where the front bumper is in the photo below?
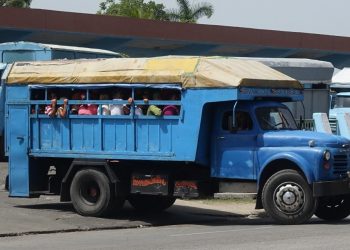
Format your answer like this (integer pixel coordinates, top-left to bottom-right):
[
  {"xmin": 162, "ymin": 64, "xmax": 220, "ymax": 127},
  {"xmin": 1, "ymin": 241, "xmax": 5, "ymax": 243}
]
[{"xmin": 313, "ymin": 177, "xmax": 350, "ymax": 197}]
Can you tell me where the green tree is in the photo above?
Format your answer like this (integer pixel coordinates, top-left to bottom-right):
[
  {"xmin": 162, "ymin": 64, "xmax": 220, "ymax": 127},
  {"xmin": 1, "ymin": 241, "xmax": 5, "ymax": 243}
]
[
  {"xmin": 0, "ymin": 0, "xmax": 31, "ymax": 7},
  {"xmin": 168, "ymin": 0, "xmax": 213, "ymax": 23},
  {"xmin": 98, "ymin": 0, "xmax": 169, "ymax": 21}
]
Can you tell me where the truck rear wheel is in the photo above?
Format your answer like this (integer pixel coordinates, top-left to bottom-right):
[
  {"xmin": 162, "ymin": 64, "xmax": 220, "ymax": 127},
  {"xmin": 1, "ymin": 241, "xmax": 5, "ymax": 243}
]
[
  {"xmin": 262, "ymin": 169, "xmax": 316, "ymax": 224},
  {"xmin": 128, "ymin": 195, "xmax": 176, "ymax": 213},
  {"xmin": 70, "ymin": 168, "xmax": 124, "ymax": 217},
  {"xmin": 315, "ymin": 195, "xmax": 350, "ymax": 221}
]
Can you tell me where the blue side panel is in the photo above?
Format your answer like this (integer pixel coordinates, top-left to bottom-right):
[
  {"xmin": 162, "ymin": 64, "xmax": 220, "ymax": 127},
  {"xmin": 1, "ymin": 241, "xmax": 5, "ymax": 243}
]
[
  {"xmin": 160, "ymin": 122, "xmax": 172, "ymax": 152},
  {"xmin": 103, "ymin": 119, "xmax": 134, "ymax": 152},
  {"xmin": 71, "ymin": 119, "xmax": 101, "ymax": 151},
  {"xmin": 0, "ymin": 63, "xmax": 8, "ymax": 137},
  {"xmin": 7, "ymin": 86, "xmax": 28, "ymax": 100},
  {"xmin": 8, "ymin": 105, "xmax": 29, "ymax": 197},
  {"xmin": 135, "ymin": 119, "xmax": 176, "ymax": 154},
  {"xmin": 31, "ymin": 119, "xmax": 39, "ymax": 150},
  {"xmin": 39, "ymin": 119, "xmax": 69, "ymax": 150}
]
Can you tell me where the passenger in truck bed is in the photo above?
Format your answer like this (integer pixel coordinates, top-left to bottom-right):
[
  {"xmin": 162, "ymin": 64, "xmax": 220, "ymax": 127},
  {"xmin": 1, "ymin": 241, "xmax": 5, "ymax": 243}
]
[
  {"xmin": 128, "ymin": 89, "xmax": 150, "ymax": 115},
  {"xmin": 146, "ymin": 91, "xmax": 162, "ymax": 116},
  {"xmin": 45, "ymin": 92, "xmax": 68, "ymax": 118},
  {"xmin": 98, "ymin": 93, "xmax": 110, "ymax": 115},
  {"xmin": 110, "ymin": 90, "xmax": 126, "ymax": 115},
  {"xmin": 56, "ymin": 97, "xmax": 68, "ymax": 118},
  {"xmin": 77, "ymin": 92, "xmax": 97, "ymax": 115},
  {"xmin": 162, "ymin": 91, "xmax": 179, "ymax": 116}
]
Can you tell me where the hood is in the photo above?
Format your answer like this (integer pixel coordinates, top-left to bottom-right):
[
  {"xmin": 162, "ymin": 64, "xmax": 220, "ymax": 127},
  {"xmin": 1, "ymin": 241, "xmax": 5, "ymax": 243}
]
[
  {"xmin": 259, "ymin": 130, "xmax": 350, "ymax": 148},
  {"xmin": 329, "ymin": 108, "xmax": 350, "ymax": 117}
]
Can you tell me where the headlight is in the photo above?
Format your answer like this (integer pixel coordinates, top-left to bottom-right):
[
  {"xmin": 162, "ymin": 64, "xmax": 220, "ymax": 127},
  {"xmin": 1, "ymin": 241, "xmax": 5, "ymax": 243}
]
[{"xmin": 323, "ymin": 150, "xmax": 331, "ymax": 161}]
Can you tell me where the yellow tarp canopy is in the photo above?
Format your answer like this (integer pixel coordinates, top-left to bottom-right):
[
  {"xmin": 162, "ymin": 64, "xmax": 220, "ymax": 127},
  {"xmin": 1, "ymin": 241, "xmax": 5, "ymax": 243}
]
[{"xmin": 6, "ymin": 56, "xmax": 302, "ymax": 89}]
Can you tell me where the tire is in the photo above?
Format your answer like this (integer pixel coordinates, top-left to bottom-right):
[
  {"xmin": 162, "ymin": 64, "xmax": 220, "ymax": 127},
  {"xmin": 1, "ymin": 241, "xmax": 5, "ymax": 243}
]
[
  {"xmin": 128, "ymin": 195, "xmax": 176, "ymax": 213},
  {"xmin": 262, "ymin": 169, "xmax": 316, "ymax": 225},
  {"xmin": 315, "ymin": 195, "xmax": 350, "ymax": 221},
  {"xmin": 70, "ymin": 168, "xmax": 124, "ymax": 217}
]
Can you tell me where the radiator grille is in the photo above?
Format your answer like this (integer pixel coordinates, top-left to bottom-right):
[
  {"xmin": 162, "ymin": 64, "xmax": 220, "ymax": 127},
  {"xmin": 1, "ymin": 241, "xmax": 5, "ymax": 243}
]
[
  {"xmin": 329, "ymin": 118, "xmax": 338, "ymax": 134},
  {"xmin": 333, "ymin": 154, "xmax": 348, "ymax": 175}
]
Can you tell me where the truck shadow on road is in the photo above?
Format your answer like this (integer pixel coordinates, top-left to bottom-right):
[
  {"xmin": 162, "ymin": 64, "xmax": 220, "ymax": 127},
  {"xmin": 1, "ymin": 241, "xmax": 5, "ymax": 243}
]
[{"xmin": 14, "ymin": 201, "xmax": 348, "ymax": 227}]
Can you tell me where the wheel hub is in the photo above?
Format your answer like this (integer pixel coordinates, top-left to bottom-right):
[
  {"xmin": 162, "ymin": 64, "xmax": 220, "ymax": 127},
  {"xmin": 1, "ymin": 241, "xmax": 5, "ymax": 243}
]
[
  {"xmin": 274, "ymin": 183, "xmax": 305, "ymax": 214},
  {"xmin": 88, "ymin": 187, "xmax": 98, "ymax": 198},
  {"xmin": 81, "ymin": 181, "xmax": 100, "ymax": 205},
  {"xmin": 282, "ymin": 191, "xmax": 296, "ymax": 205}
]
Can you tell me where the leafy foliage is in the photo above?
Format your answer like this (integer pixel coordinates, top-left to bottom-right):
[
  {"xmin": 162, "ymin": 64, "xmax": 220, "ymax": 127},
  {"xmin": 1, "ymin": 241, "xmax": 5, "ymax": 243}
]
[
  {"xmin": 98, "ymin": 0, "xmax": 169, "ymax": 21},
  {"xmin": 0, "ymin": 0, "xmax": 31, "ymax": 8},
  {"xmin": 98, "ymin": 0, "xmax": 214, "ymax": 23},
  {"xmin": 167, "ymin": 0, "xmax": 213, "ymax": 23}
]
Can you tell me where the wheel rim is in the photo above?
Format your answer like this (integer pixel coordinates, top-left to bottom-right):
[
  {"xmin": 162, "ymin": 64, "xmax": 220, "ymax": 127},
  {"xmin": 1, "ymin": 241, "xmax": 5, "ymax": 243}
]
[
  {"xmin": 273, "ymin": 182, "xmax": 305, "ymax": 215},
  {"xmin": 80, "ymin": 180, "xmax": 100, "ymax": 205}
]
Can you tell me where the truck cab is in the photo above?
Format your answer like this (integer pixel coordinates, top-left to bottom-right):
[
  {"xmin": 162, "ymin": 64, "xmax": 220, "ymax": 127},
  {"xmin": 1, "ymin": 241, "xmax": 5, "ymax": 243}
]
[{"xmin": 213, "ymin": 101, "xmax": 298, "ymax": 180}]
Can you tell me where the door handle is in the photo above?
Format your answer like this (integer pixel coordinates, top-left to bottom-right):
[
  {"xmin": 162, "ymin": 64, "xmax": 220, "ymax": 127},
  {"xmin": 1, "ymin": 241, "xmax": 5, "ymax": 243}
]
[
  {"xmin": 16, "ymin": 136, "xmax": 24, "ymax": 140},
  {"xmin": 217, "ymin": 136, "xmax": 225, "ymax": 139}
]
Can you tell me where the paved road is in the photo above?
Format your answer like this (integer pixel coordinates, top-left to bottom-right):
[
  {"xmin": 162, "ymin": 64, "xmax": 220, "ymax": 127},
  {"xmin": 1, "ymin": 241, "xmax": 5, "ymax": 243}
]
[
  {"xmin": 0, "ymin": 189, "xmax": 269, "ymax": 236},
  {"xmin": 0, "ymin": 162, "xmax": 269, "ymax": 236},
  {"xmin": 2, "ymin": 161, "xmax": 350, "ymax": 250},
  {"xmin": 1, "ymin": 220, "xmax": 350, "ymax": 250}
]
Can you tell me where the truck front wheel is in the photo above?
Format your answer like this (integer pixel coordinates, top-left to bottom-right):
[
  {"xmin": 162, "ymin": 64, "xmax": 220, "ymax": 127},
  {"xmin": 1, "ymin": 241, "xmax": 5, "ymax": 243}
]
[
  {"xmin": 262, "ymin": 169, "xmax": 316, "ymax": 224},
  {"xmin": 70, "ymin": 168, "xmax": 124, "ymax": 217},
  {"xmin": 315, "ymin": 195, "xmax": 350, "ymax": 221},
  {"xmin": 128, "ymin": 195, "xmax": 176, "ymax": 213}
]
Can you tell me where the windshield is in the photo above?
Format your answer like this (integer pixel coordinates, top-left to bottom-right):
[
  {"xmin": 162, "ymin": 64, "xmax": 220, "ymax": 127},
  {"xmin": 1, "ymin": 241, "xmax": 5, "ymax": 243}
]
[
  {"xmin": 256, "ymin": 106, "xmax": 297, "ymax": 130},
  {"xmin": 335, "ymin": 96, "xmax": 350, "ymax": 108},
  {"xmin": 2, "ymin": 51, "xmax": 35, "ymax": 63}
]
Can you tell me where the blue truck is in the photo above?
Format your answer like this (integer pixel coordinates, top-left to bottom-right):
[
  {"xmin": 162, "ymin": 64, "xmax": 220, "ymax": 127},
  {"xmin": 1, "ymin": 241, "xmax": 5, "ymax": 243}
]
[{"xmin": 3, "ymin": 56, "xmax": 350, "ymax": 224}]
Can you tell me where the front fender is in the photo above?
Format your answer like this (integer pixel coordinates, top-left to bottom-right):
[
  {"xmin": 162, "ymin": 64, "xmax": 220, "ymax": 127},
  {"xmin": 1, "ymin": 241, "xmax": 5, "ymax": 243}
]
[{"xmin": 258, "ymin": 150, "xmax": 320, "ymax": 184}]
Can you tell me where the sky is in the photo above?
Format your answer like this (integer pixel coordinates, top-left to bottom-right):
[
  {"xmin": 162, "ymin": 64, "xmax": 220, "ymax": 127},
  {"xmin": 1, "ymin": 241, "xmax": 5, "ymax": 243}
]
[{"xmin": 30, "ymin": 0, "xmax": 349, "ymax": 37}]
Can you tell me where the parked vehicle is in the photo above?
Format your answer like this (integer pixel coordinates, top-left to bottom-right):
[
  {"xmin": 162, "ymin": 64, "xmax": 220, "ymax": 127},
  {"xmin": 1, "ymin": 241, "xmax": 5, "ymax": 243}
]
[
  {"xmin": 3, "ymin": 56, "xmax": 350, "ymax": 224},
  {"xmin": 0, "ymin": 41, "xmax": 122, "ymax": 63},
  {"xmin": 328, "ymin": 92, "xmax": 350, "ymax": 133}
]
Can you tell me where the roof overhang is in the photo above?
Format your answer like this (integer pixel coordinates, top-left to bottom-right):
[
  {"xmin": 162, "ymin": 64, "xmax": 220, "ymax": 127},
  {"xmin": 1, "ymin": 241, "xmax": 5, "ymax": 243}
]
[{"xmin": 1, "ymin": 7, "xmax": 350, "ymax": 68}]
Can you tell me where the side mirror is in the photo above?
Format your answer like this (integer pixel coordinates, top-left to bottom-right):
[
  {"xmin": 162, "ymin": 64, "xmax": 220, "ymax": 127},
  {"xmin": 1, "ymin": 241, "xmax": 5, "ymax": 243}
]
[{"xmin": 228, "ymin": 116, "xmax": 237, "ymax": 133}]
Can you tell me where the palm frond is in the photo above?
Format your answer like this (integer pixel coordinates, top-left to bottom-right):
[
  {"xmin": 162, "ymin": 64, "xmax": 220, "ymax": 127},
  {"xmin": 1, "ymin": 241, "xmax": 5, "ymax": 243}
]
[
  {"xmin": 191, "ymin": 2, "xmax": 213, "ymax": 20},
  {"xmin": 167, "ymin": 9, "xmax": 181, "ymax": 21},
  {"xmin": 176, "ymin": 0, "xmax": 191, "ymax": 18}
]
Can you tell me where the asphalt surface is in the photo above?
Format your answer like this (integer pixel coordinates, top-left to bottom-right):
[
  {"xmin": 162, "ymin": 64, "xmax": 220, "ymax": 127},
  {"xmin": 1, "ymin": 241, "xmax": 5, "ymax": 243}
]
[
  {"xmin": 2, "ymin": 162, "xmax": 350, "ymax": 250},
  {"xmin": 0, "ymin": 190, "xmax": 270, "ymax": 236},
  {"xmin": 2, "ymin": 220, "xmax": 350, "ymax": 250},
  {"xmin": 0, "ymin": 162, "xmax": 269, "ymax": 237}
]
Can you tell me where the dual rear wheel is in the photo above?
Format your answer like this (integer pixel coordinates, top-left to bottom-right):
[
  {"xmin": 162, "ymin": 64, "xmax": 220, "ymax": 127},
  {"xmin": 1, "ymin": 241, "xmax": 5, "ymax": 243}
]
[
  {"xmin": 70, "ymin": 168, "xmax": 176, "ymax": 216},
  {"xmin": 70, "ymin": 168, "xmax": 124, "ymax": 216}
]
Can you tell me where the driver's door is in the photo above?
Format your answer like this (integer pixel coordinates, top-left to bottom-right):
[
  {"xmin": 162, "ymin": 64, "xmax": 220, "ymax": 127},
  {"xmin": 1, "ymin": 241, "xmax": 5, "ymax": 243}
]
[{"xmin": 212, "ymin": 110, "xmax": 257, "ymax": 180}]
